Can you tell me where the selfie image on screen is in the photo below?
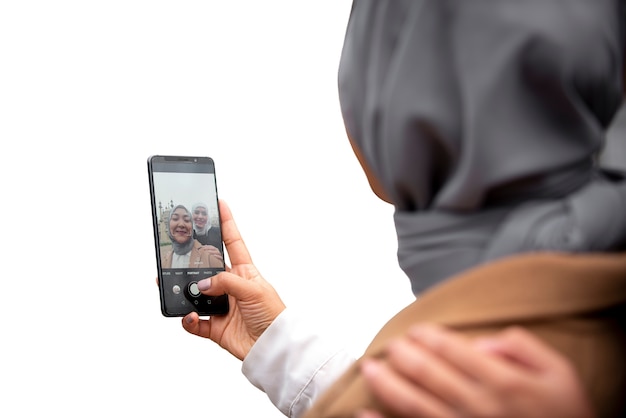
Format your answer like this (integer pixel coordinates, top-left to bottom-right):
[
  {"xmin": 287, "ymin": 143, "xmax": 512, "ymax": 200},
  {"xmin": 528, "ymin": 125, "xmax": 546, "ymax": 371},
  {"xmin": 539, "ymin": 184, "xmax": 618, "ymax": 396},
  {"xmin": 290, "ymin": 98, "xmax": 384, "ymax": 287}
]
[{"xmin": 152, "ymin": 171, "xmax": 224, "ymax": 271}]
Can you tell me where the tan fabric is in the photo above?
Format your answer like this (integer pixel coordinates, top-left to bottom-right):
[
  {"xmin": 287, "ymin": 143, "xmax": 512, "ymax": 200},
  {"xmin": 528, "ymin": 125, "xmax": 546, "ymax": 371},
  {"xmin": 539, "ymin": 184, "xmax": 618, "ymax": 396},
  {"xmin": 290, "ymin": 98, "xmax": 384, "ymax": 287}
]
[
  {"xmin": 303, "ymin": 251, "xmax": 626, "ymax": 418},
  {"xmin": 160, "ymin": 239, "xmax": 224, "ymax": 269}
]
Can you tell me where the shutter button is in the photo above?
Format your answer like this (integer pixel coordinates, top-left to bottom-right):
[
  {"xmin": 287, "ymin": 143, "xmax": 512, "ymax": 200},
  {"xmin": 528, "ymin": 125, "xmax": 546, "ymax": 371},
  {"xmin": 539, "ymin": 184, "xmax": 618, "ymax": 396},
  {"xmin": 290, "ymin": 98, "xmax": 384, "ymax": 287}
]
[{"xmin": 189, "ymin": 282, "xmax": 201, "ymax": 297}]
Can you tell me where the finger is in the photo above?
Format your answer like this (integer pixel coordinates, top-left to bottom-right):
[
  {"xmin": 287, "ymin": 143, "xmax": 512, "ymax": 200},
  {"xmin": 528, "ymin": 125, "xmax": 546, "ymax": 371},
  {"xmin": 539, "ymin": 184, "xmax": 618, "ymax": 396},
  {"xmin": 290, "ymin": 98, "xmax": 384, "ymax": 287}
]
[
  {"xmin": 361, "ymin": 358, "xmax": 452, "ymax": 418},
  {"xmin": 197, "ymin": 271, "xmax": 260, "ymax": 301},
  {"xmin": 181, "ymin": 311, "xmax": 213, "ymax": 339},
  {"xmin": 474, "ymin": 327, "xmax": 568, "ymax": 373},
  {"xmin": 407, "ymin": 324, "xmax": 521, "ymax": 386},
  {"xmin": 478, "ymin": 329, "xmax": 596, "ymax": 417},
  {"xmin": 384, "ymin": 337, "xmax": 477, "ymax": 408},
  {"xmin": 219, "ymin": 200, "xmax": 253, "ymax": 266}
]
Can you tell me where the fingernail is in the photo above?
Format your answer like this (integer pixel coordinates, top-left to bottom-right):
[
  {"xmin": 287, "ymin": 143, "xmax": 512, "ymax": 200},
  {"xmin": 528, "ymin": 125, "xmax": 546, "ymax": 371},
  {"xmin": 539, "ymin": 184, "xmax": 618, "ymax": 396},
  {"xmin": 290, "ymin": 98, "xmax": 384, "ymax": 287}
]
[
  {"xmin": 197, "ymin": 277, "xmax": 212, "ymax": 291},
  {"xmin": 185, "ymin": 315, "xmax": 194, "ymax": 325},
  {"xmin": 407, "ymin": 324, "xmax": 428, "ymax": 340},
  {"xmin": 360, "ymin": 359, "xmax": 380, "ymax": 378},
  {"xmin": 409, "ymin": 325, "xmax": 441, "ymax": 348},
  {"xmin": 473, "ymin": 338, "xmax": 499, "ymax": 352}
]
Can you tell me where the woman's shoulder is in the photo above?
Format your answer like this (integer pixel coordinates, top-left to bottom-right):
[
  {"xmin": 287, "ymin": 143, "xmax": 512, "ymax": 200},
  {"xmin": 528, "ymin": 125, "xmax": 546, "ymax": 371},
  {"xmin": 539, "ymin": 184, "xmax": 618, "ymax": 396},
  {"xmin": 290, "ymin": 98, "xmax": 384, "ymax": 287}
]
[
  {"xmin": 161, "ymin": 246, "xmax": 173, "ymax": 257},
  {"xmin": 208, "ymin": 253, "xmax": 224, "ymax": 268}
]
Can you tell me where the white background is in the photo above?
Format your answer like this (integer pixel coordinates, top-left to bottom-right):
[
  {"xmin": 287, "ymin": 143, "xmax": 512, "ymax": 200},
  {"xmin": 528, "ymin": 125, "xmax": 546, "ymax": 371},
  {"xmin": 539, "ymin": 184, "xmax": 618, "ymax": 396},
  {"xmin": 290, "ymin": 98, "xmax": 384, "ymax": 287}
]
[{"xmin": 0, "ymin": 2, "xmax": 414, "ymax": 417}]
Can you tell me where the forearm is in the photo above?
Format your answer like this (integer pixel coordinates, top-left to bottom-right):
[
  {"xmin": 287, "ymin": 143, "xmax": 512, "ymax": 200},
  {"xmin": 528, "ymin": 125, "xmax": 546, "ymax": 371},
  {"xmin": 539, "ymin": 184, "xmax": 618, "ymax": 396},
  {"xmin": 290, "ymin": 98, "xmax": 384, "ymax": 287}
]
[{"xmin": 242, "ymin": 308, "xmax": 355, "ymax": 417}]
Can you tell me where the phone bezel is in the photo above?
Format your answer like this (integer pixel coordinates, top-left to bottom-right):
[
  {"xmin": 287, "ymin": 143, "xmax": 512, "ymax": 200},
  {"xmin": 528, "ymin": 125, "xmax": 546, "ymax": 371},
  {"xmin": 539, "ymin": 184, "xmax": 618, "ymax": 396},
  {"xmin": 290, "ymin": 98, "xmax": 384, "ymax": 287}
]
[{"xmin": 147, "ymin": 155, "xmax": 229, "ymax": 317}]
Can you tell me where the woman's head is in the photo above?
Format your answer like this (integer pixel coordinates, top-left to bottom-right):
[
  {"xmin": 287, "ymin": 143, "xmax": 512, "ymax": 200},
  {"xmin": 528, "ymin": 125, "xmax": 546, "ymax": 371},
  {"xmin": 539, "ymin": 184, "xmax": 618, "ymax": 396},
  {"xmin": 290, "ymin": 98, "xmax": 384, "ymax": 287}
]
[
  {"xmin": 192, "ymin": 202, "xmax": 209, "ymax": 234},
  {"xmin": 168, "ymin": 205, "xmax": 193, "ymax": 245},
  {"xmin": 338, "ymin": 2, "xmax": 626, "ymax": 294}
]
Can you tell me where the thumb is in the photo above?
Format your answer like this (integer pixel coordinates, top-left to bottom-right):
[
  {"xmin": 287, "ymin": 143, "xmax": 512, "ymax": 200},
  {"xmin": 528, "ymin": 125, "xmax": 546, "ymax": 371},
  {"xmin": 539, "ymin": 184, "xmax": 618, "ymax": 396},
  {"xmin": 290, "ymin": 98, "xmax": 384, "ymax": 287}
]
[{"xmin": 197, "ymin": 271, "xmax": 260, "ymax": 301}]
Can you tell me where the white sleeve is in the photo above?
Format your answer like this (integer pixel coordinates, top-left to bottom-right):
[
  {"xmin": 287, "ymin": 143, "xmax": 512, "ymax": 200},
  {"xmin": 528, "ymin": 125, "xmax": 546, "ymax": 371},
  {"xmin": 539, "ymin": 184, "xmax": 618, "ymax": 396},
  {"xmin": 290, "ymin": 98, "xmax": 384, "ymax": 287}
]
[{"xmin": 241, "ymin": 308, "xmax": 356, "ymax": 418}]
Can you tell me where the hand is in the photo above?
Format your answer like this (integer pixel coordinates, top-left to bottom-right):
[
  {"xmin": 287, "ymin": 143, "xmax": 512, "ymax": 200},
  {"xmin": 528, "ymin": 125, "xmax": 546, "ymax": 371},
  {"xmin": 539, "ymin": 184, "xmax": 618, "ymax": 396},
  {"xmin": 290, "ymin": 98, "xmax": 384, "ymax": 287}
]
[
  {"xmin": 198, "ymin": 244, "xmax": 224, "ymax": 261},
  {"xmin": 181, "ymin": 199, "xmax": 286, "ymax": 361},
  {"xmin": 357, "ymin": 324, "xmax": 595, "ymax": 418}
]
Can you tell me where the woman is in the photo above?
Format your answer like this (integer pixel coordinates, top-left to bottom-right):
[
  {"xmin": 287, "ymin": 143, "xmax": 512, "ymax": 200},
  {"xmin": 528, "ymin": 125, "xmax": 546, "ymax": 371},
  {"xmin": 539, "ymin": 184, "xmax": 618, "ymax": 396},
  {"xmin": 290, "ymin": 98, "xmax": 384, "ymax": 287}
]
[
  {"xmin": 191, "ymin": 202, "xmax": 223, "ymax": 261},
  {"xmin": 176, "ymin": 1, "xmax": 626, "ymax": 417},
  {"xmin": 160, "ymin": 204, "xmax": 223, "ymax": 269}
]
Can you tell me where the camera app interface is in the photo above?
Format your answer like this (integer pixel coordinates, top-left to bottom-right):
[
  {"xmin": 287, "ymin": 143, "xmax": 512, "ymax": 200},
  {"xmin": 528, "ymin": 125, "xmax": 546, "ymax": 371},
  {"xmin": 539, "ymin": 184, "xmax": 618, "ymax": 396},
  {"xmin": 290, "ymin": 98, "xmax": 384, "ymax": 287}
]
[{"xmin": 151, "ymin": 160, "xmax": 224, "ymax": 313}]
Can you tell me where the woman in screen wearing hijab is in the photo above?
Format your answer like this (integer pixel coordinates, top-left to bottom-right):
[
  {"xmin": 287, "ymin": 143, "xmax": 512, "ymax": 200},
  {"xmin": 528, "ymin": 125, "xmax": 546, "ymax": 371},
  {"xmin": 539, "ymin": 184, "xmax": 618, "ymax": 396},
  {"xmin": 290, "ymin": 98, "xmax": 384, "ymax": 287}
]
[
  {"xmin": 161, "ymin": 204, "xmax": 223, "ymax": 269},
  {"xmin": 172, "ymin": 1, "xmax": 626, "ymax": 417},
  {"xmin": 191, "ymin": 202, "xmax": 223, "ymax": 262}
]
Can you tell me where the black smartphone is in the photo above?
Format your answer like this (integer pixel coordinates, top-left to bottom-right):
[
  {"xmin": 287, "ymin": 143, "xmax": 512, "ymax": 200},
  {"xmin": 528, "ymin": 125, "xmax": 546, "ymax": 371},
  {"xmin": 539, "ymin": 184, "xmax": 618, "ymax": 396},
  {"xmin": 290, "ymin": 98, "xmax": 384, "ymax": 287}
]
[{"xmin": 147, "ymin": 155, "xmax": 229, "ymax": 317}]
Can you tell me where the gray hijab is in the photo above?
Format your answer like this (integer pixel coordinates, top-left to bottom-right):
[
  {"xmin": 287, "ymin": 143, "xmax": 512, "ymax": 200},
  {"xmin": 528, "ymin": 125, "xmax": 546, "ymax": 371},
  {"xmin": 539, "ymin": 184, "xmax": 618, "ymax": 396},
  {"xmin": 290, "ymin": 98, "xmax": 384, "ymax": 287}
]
[{"xmin": 339, "ymin": 0, "xmax": 626, "ymax": 294}]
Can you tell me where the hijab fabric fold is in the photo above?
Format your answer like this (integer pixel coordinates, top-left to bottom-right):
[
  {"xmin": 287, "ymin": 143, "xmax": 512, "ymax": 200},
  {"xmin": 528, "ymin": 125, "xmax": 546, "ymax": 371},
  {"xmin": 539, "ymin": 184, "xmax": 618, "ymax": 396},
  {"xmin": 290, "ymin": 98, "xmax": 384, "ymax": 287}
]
[{"xmin": 338, "ymin": 0, "xmax": 626, "ymax": 294}]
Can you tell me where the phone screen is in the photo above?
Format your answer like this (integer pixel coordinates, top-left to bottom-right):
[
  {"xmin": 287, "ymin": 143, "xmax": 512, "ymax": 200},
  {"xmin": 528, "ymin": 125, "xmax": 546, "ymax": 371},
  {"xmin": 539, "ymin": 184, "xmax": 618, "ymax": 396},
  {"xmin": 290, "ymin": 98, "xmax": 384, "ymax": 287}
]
[{"xmin": 148, "ymin": 155, "xmax": 229, "ymax": 317}]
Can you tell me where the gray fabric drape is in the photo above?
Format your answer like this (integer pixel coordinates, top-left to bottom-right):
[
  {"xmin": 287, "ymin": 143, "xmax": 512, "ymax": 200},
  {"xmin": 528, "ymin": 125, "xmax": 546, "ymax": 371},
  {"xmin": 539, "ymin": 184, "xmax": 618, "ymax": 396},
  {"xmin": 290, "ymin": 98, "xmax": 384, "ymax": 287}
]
[
  {"xmin": 603, "ymin": 103, "xmax": 626, "ymax": 169},
  {"xmin": 338, "ymin": 0, "xmax": 626, "ymax": 294}
]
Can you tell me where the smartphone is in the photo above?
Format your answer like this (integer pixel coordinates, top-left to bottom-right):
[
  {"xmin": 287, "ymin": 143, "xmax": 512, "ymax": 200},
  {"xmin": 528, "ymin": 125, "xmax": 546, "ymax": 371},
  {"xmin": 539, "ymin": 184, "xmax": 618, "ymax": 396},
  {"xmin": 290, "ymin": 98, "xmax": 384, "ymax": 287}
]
[{"xmin": 147, "ymin": 155, "xmax": 229, "ymax": 317}]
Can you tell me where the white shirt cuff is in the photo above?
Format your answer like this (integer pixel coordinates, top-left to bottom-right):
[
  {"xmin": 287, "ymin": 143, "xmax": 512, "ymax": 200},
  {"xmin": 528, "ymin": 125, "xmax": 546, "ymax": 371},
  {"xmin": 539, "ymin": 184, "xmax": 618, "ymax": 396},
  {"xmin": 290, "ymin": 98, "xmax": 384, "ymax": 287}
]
[{"xmin": 242, "ymin": 308, "xmax": 355, "ymax": 417}]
